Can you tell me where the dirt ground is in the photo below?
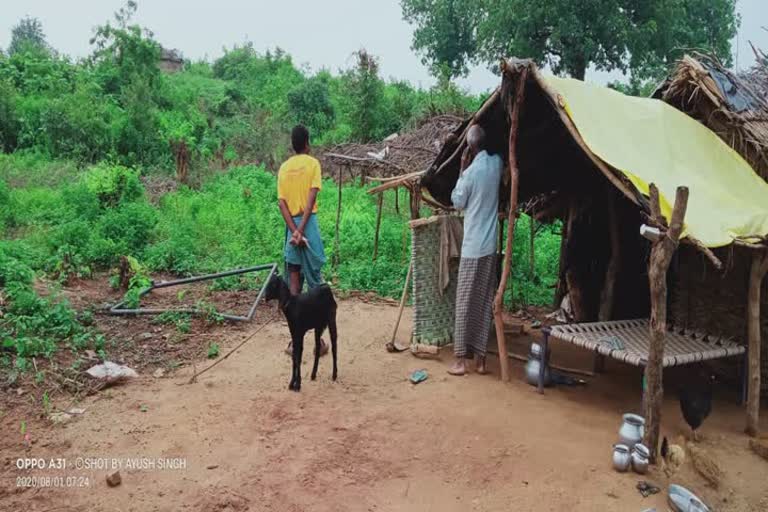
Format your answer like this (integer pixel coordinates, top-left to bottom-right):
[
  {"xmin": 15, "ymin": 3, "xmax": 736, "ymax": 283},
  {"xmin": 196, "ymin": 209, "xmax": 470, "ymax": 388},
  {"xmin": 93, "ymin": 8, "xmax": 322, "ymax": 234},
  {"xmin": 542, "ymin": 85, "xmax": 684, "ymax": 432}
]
[{"xmin": 2, "ymin": 299, "xmax": 768, "ymax": 512}]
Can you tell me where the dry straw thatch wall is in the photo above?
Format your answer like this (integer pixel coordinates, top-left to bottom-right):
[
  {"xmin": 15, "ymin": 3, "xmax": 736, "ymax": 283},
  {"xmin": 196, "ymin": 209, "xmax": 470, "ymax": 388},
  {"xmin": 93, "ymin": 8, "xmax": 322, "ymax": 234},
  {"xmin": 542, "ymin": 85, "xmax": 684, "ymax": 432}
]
[{"xmin": 654, "ymin": 53, "xmax": 768, "ymax": 182}]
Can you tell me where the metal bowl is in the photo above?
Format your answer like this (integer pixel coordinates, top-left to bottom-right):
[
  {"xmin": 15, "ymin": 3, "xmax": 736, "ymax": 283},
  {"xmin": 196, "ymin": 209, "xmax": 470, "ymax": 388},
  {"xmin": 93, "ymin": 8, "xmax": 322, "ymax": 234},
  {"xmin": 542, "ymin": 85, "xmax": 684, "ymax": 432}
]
[{"xmin": 668, "ymin": 484, "xmax": 710, "ymax": 512}]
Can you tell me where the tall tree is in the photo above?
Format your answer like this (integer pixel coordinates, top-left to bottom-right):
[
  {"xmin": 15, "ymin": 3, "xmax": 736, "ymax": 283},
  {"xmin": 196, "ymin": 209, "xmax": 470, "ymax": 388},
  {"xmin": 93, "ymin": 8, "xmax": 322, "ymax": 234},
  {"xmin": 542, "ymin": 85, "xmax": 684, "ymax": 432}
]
[
  {"xmin": 9, "ymin": 16, "xmax": 51, "ymax": 56},
  {"xmin": 401, "ymin": 0, "xmax": 477, "ymax": 84},
  {"xmin": 344, "ymin": 50, "xmax": 385, "ymax": 142},
  {"xmin": 401, "ymin": 0, "xmax": 739, "ymax": 81}
]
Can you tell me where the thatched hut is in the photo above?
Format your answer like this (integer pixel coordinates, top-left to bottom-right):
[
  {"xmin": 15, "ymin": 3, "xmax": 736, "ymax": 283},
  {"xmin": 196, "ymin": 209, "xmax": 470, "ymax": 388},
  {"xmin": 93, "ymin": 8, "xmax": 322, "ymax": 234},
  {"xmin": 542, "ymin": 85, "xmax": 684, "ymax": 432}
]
[
  {"xmin": 653, "ymin": 53, "xmax": 768, "ymax": 182},
  {"xmin": 418, "ymin": 58, "xmax": 768, "ymax": 458}
]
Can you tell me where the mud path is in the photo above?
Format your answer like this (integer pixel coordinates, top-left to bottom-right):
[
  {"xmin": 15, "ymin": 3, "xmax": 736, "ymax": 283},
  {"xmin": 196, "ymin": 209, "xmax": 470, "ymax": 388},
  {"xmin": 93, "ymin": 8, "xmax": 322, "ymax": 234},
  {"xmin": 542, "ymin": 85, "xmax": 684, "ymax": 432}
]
[{"xmin": 2, "ymin": 300, "xmax": 766, "ymax": 511}]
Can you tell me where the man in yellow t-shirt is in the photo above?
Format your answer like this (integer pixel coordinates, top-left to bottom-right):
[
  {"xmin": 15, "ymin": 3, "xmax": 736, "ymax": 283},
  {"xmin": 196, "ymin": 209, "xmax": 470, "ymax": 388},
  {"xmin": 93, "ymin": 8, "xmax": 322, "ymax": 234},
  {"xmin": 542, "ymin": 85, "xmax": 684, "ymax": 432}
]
[{"xmin": 277, "ymin": 124, "xmax": 327, "ymax": 293}]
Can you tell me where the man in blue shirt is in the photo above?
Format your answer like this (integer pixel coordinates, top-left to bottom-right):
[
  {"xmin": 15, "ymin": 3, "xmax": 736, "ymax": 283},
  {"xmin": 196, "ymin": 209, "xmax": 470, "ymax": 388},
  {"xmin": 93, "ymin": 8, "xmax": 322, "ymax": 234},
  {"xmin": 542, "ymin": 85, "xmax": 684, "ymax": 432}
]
[{"xmin": 448, "ymin": 125, "xmax": 503, "ymax": 376}]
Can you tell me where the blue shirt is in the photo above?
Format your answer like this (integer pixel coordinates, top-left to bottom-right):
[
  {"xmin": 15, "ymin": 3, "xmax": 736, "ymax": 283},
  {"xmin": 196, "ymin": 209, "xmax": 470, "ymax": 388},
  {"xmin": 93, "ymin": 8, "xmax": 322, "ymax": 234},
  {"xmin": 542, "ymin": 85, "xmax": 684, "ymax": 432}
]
[{"xmin": 451, "ymin": 150, "xmax": 503, "ymax": 258}]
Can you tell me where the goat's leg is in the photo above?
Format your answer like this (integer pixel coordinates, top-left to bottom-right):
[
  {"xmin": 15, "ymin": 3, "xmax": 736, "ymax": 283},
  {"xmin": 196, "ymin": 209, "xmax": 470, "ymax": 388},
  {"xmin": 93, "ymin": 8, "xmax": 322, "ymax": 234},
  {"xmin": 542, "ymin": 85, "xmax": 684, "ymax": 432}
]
[
  {"xmin": 289, "ymin": 334, "xmax": 303, "ymax": 391},
  {"xmin": 329, "ymin": 313, "xmax": 338, "ymax": 381},
  {"xmin": 311, "ymin": 328, "xmax": 323, "ymax": 380}
]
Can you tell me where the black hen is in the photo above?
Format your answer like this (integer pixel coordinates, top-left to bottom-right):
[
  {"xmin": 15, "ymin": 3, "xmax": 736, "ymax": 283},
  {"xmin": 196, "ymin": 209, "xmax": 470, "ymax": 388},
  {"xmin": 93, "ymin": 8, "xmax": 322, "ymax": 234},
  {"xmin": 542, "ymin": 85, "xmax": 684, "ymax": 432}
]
[{"xmin": 679, "ymin": 371, "xmax": 716, "ymax": 441}]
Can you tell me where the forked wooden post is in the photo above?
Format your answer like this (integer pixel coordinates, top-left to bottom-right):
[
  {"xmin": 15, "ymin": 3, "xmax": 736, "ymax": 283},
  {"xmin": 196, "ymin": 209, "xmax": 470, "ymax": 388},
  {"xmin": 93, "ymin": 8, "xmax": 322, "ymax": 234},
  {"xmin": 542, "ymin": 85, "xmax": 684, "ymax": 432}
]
[
  {"xmin": 493, "ymin": 66, "xmax": 529, "ymax": 382},
  {"xmin": 643, "ymin": 184, "xmax": 689, "ymax": 463},
  {"xmin": 746, "ymin": 249, "xmax": 768, "ymax": 436}
]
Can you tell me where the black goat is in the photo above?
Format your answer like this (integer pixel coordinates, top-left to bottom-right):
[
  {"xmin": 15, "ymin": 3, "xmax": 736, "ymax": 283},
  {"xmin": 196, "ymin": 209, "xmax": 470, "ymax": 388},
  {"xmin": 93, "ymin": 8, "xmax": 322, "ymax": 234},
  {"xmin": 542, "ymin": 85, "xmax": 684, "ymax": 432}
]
[{"xmin": 263, "ymin": 274, "xmax": 338, "ymax": 391}]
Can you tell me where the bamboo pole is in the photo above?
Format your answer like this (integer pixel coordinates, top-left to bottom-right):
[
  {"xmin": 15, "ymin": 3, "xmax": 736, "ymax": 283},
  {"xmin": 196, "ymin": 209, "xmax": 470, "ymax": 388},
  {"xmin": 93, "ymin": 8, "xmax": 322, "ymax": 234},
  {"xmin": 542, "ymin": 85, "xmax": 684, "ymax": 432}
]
[
  {"xmin": 746, "ymin": 249, "xmax": 768, "ymax": 437},
  {"xmin": 373, "ymin": 192, "xmax": 383, "ymax": 261},
  {"xmin": 387, "ymin": 262, "xmax": 413, "ymax": 351},
  {"xmin": 529, "ymin": 216, "xmax": 535, "ymax": 276},
  {"xmin": 599, "ymin": 189, "xmax": 621, "ymax": 321},
  {"xmin": 564, "ymin": 201, "xmax": 586, "ymax": 321},
  {"xmin": 493, "ymin": 66, "xmax": 529, "ymax": 383},
  {"xmin": 643, "ymin": 184, "xmax": 689, "ymax": 464},
  {"xmin": 333, "ymin": 165, "xmax": 344, "ymax": 267},
  {"xmin": 596, "ymin": 190, "xmax": 621, "ymax": 373}
]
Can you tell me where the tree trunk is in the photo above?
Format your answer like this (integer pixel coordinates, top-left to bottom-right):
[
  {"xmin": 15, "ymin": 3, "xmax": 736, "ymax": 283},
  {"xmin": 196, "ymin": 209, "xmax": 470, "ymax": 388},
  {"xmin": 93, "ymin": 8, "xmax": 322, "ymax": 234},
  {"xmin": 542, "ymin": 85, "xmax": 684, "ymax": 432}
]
[
  {"xmin": 746, "ymin": 249, "xmax": 768, "ymax": 437},
  {"xmin": 493, "ymin": 65, "xmax": 529, "ymax": 382},
  {"xmin": 643, "ymin": 184, "xmax": 689, "ymax": 464}
]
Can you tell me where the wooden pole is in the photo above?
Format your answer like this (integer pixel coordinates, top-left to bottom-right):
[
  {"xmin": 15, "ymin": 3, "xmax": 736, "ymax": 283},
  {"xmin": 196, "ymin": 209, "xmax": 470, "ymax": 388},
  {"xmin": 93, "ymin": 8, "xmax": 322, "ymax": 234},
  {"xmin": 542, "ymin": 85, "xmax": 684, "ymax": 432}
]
[
  {"xmin": 395, "ymin": 188, "xmax": 400, "ymax": 214},
  {"xmin": 333, "ymin": 165, "xmax": 344, "ymax": 267},
  {"xmin": 529, "ymin": 216, "xmax": 536, "ymax": 276},
  {"xmin": 746, "ymin": 249, "xmax": 768, "ymax": 436},
  {"xmin": 409, "ymin": 187, "xmax": 421, "ymax": 220},
  {"xmin": 554, "ymin": 216, "xmax": 569, "ymax": 308},
  {"xmin": 373, "ymin": 192, "xmax": 384, "ymax": 261},
  {"xmin": 564, "ymin": 201, "xmax": 586, "ymax": 321},
  {"xmin": 388, "ymin": 262, "xmax": 413, "ymax": 350},
  {"xmin": 643, "ymin": 184, "xmax": 689, "ymax": 464},
  {"xmin": 599, "ymin": 189, "xmax": 620, "ymax": 320},
  {"xmin": 596, "ymin": 189, "xmax": 621, "ymax": 372},
  {"xmin": 493, "ymin": 66, "xmax": 529, "ymax": 383}
]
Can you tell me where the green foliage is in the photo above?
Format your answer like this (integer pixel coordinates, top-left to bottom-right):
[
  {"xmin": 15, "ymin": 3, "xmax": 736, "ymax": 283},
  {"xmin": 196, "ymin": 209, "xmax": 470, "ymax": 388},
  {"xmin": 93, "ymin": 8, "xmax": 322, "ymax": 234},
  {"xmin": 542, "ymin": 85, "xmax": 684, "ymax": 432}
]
[
  {"xmin": 287, "ymin": 74, "xmax": 336, "ymax": 139},
  {"xmin": 153, "ymin": 311, "xmax": 191, "ymax": 333},
  {"xmin": 9, "ymin": 17, "xmax": 51, "ymax": 57},
  {"xmin": 401, "ymin": 0, "xmax": 477, "ymax": 82},
  {"xmin": 0, "ymin": 245, "xmax": 102, "ymax": 362},
  {"xmin": 402, "ymin": 0, "xmax": 739, "ymax": 81},
  {"xmin": 83, "ymin": 163, "xmax": 143, "ymax": 208},
  {"xmin": 207, "ymin": 342, "xmax": 220, "ymax": 359},
  {"xmin": 344, "ymin": 50, "xmax": 386, "ymax": 142},
  {"xmin": 608, "ymin": 77, "xmax": 657, "ymax": 98}
]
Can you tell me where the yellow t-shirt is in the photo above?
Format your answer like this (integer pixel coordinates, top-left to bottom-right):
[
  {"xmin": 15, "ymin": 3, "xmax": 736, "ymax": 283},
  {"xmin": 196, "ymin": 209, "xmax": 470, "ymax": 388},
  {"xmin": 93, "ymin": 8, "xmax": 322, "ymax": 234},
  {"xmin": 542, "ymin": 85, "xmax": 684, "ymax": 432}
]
[{"xmin": 277, "ymin": 154, "xmax": 322, "ymax": 216}]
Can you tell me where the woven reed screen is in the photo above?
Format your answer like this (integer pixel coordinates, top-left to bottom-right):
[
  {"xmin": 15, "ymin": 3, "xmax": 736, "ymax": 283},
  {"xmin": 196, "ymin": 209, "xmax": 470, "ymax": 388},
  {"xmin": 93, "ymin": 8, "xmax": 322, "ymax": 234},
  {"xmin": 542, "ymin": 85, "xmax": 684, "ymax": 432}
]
[
  {"xmin": 410, "ymin": 216, "xmax": 460, "ymax": 347},
  {"xmin": 670, "ymin": 245, "xmax": 768, "ymax": 392}
]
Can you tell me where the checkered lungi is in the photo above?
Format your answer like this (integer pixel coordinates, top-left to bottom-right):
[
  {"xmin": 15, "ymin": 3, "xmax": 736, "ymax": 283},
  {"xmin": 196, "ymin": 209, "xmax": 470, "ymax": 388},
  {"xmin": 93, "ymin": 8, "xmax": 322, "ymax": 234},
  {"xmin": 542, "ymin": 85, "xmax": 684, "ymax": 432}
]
[{"xmin": 453, "ymin": 254, "xmax": 497, "ymax": 359}]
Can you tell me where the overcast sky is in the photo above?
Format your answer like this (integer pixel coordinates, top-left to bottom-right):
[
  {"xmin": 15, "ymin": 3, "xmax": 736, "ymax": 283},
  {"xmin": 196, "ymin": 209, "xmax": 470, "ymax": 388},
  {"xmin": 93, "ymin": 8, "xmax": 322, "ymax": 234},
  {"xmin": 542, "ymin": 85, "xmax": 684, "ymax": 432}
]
[{"xmin": 1, "ymin": 0, "xmax": 765, "ymax": 93}]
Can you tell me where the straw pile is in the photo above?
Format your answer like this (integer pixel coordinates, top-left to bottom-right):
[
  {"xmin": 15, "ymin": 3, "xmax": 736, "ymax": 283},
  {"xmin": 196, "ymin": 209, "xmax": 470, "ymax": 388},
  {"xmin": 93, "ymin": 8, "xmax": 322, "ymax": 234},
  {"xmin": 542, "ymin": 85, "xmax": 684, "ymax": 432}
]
[
  {"xmin": 321, "ymin": 115, "xmax": 462, "ymax": 182},
  {"xmin": 656, "ymin": 53, "xmax": 768, "ymax": 182},
  {"xmin": 687, "ymin": 442, "xmax": 725, "ymax": 489}
]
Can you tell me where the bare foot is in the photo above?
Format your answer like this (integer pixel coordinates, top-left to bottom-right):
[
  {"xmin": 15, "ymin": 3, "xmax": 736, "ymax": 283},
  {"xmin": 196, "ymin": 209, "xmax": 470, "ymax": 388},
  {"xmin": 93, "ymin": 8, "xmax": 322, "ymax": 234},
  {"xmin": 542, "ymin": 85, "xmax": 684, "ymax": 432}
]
[
  {"xmin": 447, "ymin": 359, "xmax": 467, "ymax": 376},
  {"xmin": 475, "ymin": 356, "xmax": 488, "ymax": 375}
]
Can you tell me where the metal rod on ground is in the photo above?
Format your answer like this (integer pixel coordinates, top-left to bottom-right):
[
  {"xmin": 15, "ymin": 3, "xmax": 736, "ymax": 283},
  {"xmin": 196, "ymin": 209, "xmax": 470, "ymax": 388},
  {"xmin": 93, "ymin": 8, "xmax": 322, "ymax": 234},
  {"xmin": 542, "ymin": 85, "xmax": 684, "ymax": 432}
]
[
  {"xmin": 373, "ymin": 192, "xmax": 384, "ymax": 261},
  {"xmin": 387, "ymin": 262, "xmax": 413, "ymax": 352},
  {"xmin": 109, "ymin": 263, "xmax": 277, "ymax": 321}
]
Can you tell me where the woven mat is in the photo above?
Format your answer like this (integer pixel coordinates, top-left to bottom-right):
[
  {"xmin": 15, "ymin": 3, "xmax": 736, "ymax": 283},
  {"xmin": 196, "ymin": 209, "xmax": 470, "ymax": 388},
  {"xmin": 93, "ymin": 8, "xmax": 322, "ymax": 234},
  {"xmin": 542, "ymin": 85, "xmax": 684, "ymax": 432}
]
[{"xmin": 549, "ymin": 319, "xmax": 745, "ymax": 367}]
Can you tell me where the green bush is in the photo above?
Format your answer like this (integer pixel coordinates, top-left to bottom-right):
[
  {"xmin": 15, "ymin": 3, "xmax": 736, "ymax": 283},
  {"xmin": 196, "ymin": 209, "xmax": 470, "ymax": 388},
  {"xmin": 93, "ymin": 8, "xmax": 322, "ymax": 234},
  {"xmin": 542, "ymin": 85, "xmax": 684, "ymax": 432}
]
[
  {"xmin": 0, "ymin": 246, "xmax": 102, "ymax": 362},
  {"xmin": 83, "ymin": 162, "xmax": 143, "ymax": 207}
]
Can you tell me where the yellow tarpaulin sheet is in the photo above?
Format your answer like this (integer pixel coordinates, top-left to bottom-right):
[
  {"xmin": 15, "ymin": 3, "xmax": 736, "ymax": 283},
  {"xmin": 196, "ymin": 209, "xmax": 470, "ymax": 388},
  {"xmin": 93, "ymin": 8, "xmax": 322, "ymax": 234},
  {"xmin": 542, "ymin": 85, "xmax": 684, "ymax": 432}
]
[{"xmin": 544, "ymin": 75, "xmax": 768, "ymax": 248}]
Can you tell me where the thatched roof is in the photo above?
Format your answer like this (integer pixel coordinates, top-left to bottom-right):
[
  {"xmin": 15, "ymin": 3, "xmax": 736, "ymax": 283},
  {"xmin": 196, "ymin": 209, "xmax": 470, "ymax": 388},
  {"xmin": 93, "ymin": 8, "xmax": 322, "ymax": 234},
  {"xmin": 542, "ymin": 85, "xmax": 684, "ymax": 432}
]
[
  {"xmin": 653, "ymin": 53, "xmax": 768, "ymax": 182},
  {"xmin": 321, "ymin": 115, "xmax": 462, "ymax": 184},
  {"xmin": 422, "ymin": 58, "xmax": 768, "ymax": 251}
]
